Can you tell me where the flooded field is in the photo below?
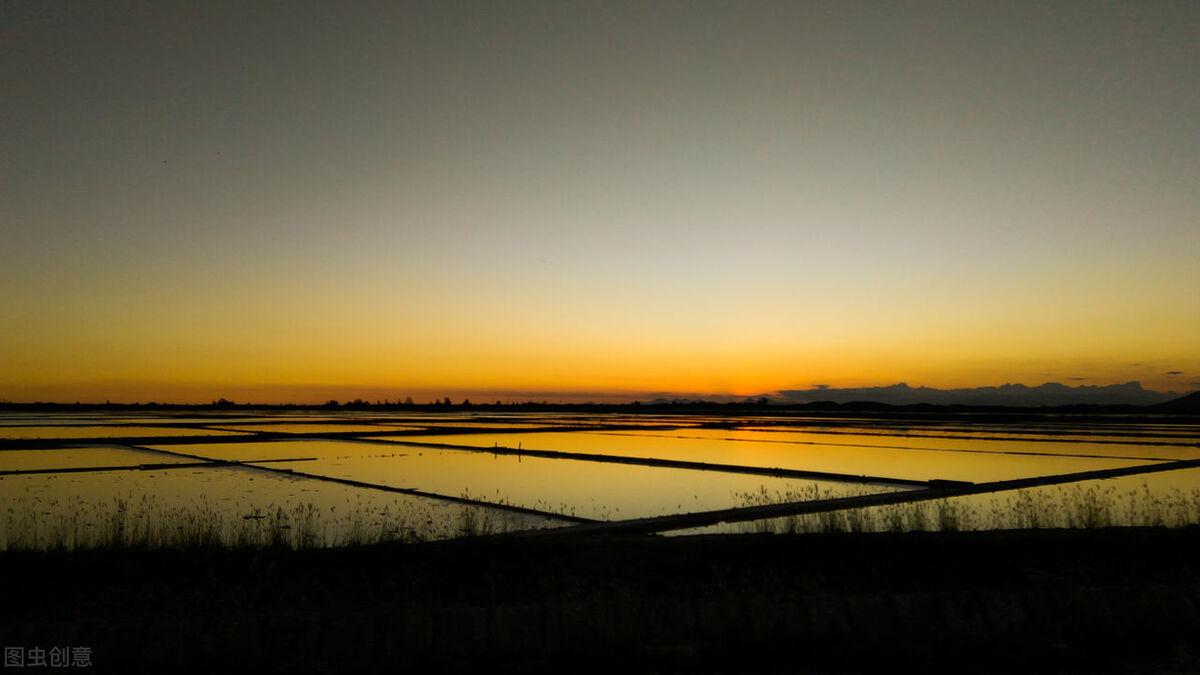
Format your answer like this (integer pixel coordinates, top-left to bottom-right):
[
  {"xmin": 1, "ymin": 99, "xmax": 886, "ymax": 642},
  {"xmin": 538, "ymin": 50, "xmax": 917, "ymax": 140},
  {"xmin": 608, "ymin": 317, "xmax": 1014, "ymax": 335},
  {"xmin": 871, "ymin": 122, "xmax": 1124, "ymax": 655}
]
[{"xmin": 2, "ymin": 411, "xmax": 1198, "ymax": 549}]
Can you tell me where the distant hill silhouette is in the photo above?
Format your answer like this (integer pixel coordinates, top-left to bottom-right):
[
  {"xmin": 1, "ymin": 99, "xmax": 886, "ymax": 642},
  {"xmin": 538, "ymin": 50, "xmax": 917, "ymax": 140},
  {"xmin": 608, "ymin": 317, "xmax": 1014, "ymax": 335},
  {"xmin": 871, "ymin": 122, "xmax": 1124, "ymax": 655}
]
[
  {"xmin": 1152, "ymin": 390, "xmax": 1200, "ymax": 412},
  {"xmin": 774, "ymin": 382, "xmax": 1176, "ymax": 407}
]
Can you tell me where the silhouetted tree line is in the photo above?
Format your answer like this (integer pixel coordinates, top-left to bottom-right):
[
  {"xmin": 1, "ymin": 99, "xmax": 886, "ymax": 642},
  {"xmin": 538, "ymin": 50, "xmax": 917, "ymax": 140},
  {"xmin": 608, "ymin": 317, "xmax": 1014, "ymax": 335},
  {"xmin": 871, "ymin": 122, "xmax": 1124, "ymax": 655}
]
[{"xmin": 0, "ymin": 397, "xmax": 1191, "ymax": 418}]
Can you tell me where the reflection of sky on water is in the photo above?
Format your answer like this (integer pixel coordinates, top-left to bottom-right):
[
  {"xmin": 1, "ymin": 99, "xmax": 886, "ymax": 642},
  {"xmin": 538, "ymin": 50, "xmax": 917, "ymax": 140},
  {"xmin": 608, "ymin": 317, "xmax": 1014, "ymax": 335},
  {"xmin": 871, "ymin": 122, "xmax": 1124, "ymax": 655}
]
[
  {"xmin": 0, "ymin": 466, "xmax": 563, "ymax": 548},
  {"xmin": 203, "ymin": 424, "xmax": 425, "ymax": 434},
  {"xmin": 370, "ymin": 432, "xmax": 1154, "ymax": 483},
  {"xmin": 0, "ymin": 445, "xmax": 195, "ymax": 471},
  {"xmin": 0, "ymin": 426, "xmax": 243, "ymax": 439},
  {"xmin": 154, "ymin": 440, "xmax": 897, "ymax": 521},
  {"xmin": 2, "ymin": 412, "xmax": 1197, "ymax": 546}
]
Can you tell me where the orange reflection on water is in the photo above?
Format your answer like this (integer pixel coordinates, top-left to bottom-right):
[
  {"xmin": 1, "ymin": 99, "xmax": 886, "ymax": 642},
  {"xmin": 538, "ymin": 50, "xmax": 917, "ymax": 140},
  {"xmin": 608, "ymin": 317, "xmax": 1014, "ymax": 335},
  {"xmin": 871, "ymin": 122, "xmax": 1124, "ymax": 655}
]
[{"xmin": 371, "ymin": 431, "xmax": 1155, "ymax": 483}]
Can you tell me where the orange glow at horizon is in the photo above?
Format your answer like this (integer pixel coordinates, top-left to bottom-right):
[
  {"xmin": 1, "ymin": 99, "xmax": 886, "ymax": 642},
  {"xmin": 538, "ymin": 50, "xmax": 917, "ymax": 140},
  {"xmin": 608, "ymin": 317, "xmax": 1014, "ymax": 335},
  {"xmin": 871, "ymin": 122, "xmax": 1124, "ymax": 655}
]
[
  {"xmin": 4, "ymin": 244, "xmax": 1199, "ymax": 404},
  {"xmin": 3, "ymin": 243, "xmax": 1199, "ymax": 403}
]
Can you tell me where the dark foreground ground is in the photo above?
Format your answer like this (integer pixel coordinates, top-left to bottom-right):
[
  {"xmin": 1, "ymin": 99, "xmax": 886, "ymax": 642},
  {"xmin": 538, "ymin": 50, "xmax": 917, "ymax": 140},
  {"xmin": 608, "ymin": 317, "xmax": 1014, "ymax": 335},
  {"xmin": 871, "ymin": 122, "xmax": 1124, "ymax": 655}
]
[{"xmin": 3, "ymin": 528, "xmax": 1199, "ymax": 674}]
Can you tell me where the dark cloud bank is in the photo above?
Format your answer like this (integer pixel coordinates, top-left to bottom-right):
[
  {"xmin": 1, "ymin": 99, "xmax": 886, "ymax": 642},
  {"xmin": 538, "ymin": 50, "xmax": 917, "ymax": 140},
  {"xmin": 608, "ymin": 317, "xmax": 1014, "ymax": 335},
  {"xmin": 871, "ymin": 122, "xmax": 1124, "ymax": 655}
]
[{"xmin": 772, "ymin": 382, "xmax": 1177, "ymax": 407}]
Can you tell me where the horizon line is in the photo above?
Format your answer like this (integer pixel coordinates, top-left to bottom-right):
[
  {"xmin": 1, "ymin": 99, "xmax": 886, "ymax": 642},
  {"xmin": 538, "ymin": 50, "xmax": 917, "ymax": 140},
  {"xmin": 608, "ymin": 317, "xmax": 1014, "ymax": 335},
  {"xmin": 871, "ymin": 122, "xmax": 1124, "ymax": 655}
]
[{"xmin": 0, "ymin": 380, "xmax": 1194, "ymax": 408}]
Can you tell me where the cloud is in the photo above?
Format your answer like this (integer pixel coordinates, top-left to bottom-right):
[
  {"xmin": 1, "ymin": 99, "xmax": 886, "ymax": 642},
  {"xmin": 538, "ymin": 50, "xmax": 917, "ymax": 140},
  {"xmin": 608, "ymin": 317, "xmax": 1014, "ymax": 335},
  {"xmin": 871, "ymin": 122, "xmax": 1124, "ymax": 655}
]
[
  {"xmin": 1166, "ymin": 371, "xmax": 1184, "ymax": 376},
  {"xmin": 1065, "ymin": 377, "xmax": 1087, "ymax": 381},
  {"xmin": 772, "ymin": 381, "xmax": 1174, "ymax": 406}
]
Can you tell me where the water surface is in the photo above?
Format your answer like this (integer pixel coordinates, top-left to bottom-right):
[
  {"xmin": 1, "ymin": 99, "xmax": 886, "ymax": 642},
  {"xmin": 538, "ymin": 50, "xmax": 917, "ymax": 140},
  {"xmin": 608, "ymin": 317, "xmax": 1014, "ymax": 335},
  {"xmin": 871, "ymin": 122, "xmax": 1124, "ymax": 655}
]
[{"xmin": 2, "ymin": 411, "xmax": 1196, "ymax": 547}]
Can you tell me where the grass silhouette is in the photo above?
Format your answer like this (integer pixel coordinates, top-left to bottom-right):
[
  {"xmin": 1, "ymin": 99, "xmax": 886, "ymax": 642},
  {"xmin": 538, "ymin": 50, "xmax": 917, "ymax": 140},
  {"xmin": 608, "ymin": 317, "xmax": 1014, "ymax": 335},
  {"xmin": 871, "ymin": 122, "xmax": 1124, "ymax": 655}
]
[
  {"xmin": 734, "ymin": 482, "xmax": 1200, "ymax": 534},
  {"xmin": 1, "ymin": 492, "xmax": 558, "ymax": 551}
]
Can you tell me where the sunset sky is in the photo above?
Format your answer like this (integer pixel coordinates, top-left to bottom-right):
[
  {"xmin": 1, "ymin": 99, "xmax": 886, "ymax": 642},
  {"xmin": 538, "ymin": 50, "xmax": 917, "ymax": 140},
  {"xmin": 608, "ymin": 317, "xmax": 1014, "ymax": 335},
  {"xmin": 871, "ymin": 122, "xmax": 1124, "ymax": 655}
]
[{"xmin": 2, "ymin": 2, "xmax": 1197, "ymax": 403}]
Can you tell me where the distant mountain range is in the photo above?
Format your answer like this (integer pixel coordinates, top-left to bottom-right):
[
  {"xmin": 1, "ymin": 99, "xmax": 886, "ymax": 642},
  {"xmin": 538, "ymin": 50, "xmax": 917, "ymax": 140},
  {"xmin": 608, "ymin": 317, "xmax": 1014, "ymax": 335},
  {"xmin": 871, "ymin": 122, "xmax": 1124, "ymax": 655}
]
[
  {"xmin": 771, "ymin": 382, "xmax": 1179, "ymax": 407},
  {"xmin": 1152, "ymin": 390, "xmax": 1200, "ymax": 412}
]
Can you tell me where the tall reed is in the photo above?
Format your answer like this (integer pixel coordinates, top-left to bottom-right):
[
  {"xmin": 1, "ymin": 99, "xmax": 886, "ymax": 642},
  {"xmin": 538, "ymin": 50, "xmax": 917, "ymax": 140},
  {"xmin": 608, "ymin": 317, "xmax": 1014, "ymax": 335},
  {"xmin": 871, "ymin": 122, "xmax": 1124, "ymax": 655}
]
[{"xmin": 733, "ymin": 482, "xmax": 1200, "ymax": 534}]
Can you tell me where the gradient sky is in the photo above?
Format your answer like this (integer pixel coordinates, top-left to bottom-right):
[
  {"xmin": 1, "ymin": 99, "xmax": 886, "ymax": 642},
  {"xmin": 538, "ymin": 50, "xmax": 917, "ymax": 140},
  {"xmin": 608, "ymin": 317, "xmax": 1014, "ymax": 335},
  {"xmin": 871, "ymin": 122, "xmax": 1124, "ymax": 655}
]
[{"xmin": 2, "ymin": 1, "xmax": 1198, "ymax": 403}]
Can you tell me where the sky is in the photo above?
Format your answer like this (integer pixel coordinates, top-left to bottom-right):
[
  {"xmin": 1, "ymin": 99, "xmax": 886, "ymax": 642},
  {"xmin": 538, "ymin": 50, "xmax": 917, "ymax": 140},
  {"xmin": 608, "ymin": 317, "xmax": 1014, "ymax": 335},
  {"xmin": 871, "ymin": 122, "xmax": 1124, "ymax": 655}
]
[{"xmin": 2, "ymin": 1, "xmax": 1198, "ymax": 403}]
